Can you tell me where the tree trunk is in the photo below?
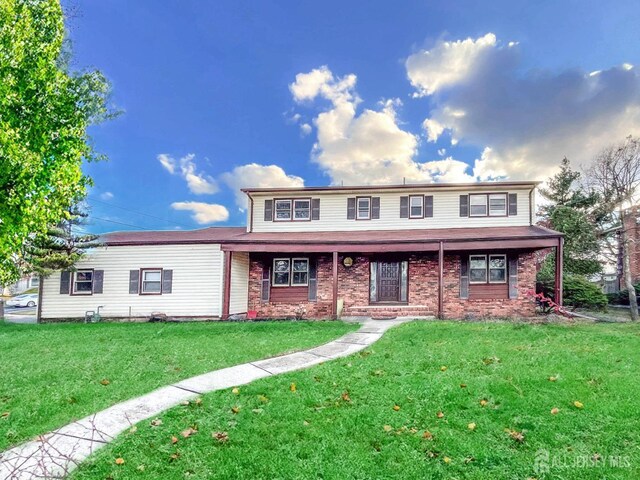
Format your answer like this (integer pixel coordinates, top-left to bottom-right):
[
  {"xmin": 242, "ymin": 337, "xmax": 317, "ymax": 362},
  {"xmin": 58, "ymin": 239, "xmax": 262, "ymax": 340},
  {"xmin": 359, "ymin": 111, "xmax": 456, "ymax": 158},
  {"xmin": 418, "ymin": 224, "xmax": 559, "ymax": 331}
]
[{"xmin": 620, "ymin": 210, "xmax": 638, "ymax": 321}]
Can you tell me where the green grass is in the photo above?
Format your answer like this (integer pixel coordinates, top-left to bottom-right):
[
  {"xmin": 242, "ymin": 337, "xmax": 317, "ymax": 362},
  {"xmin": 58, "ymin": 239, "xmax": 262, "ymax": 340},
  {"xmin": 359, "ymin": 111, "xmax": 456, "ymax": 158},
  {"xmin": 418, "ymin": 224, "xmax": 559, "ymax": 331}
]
[
  {"xmin": 72, "ymin": 321, "xmax": 640, "ymax": 479},
  {"xmin": 0, "ymin": 320, "xmax": 356, "ymax": 451}
]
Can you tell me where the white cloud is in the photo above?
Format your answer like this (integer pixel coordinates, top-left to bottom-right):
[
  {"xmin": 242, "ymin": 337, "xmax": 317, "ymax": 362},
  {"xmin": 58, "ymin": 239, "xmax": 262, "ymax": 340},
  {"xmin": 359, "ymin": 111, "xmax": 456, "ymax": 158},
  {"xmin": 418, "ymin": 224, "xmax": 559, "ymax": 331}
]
[
  {"xmin": 437, "ymin": 148, "xmax": 446, "ymax": 156},
  {"xmin": 157, "ymin": 153, "xmax": 218, "ymax": 195},
  {"xmin": 171, "ymin": 201, "xmax": 229, "ymax": 224},
  {"xmin": 99, "ymin": 191, "xmax": 114, "ymax": 201},
  {"xmin": 406, "ymin": 33, "xmax": 497, "ymax": 96},
  {"xmin": 290, "ymin": 66, "xmax": 358, "ymax": 105},
  {"xmin": 221, "ymin": 163, "xmax": 305, "ymax": 209},
  {"xmin": 406, "ymin": 33, "xmax": 640, "ymax": 180},
  {"xmin": 300, "ymin": 123, "xmax": 312, "ymax": 136}
]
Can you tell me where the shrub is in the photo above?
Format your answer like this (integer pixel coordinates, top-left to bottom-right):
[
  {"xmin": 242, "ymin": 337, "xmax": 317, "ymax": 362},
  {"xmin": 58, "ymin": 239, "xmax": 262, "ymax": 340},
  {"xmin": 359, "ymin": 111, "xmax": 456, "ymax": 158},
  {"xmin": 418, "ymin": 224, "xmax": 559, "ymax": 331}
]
[{"xmin": 537, "ymin": 274, "xmax": 607, "ymax": 310}]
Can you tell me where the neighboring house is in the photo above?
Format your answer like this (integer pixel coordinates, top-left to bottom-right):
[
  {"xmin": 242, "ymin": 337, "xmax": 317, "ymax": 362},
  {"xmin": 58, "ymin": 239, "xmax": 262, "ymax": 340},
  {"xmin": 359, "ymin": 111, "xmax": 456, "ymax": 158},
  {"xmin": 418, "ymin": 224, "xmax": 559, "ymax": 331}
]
[
  {"xmin": 3, "ymin": 274, "xmax": 40, "ymax": 296},
  {"xmin": 618, "ymin": 206, "xmax": 640, "ymax": 287},
  {"xmin": 39, "ymin": 181, "xmax": 564, "ymax": 321}
]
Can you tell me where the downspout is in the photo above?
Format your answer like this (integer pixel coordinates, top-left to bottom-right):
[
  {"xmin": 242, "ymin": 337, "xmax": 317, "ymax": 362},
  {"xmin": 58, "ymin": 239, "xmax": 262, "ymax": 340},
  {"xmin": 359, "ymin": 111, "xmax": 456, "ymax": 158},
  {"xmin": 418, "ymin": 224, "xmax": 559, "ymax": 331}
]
[
  {"xmin": 529, "ymin": 187, "xmax": 535, "ymax": 225},
  {"xmin": 247, "ymin": 192, "xmax": 254, "ymax": 233}
]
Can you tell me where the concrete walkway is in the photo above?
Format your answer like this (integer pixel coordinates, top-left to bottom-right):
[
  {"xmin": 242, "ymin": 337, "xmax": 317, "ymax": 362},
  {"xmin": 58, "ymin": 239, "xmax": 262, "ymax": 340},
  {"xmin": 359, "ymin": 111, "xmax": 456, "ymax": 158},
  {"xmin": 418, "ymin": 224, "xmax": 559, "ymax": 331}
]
[{"xmin": 0, "ymin": 318, "xmax": 408, "ymax": 479}]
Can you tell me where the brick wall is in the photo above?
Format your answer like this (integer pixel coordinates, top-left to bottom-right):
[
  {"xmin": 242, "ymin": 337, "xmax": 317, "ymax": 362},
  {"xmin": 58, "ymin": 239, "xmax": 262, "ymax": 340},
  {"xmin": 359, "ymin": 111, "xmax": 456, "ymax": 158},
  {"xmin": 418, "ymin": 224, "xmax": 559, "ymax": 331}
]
[
  {"xmin": 248, "ymin": 252, "xmax": 537, "ymax": 320},
  {"xmin": 622, "ymin": 208, "xmax": 640, "ymax": 283}
]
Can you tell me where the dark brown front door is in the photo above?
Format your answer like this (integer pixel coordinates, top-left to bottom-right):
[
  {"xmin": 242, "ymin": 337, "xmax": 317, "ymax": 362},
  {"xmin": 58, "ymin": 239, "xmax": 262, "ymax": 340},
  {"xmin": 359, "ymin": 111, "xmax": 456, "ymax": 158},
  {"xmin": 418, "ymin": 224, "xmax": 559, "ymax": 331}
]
[{"xmin": 378, "ymin": 262, "xmax": 400, "ymax": 302}]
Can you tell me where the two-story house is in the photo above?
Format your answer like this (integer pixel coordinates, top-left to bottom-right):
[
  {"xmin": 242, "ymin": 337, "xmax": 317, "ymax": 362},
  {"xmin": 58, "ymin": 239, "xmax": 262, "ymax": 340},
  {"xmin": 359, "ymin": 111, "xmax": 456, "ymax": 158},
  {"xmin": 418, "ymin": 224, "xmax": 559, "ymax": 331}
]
[{"xmin": 38, "ymin": 181, "xmax": 563, "ymax": 321}]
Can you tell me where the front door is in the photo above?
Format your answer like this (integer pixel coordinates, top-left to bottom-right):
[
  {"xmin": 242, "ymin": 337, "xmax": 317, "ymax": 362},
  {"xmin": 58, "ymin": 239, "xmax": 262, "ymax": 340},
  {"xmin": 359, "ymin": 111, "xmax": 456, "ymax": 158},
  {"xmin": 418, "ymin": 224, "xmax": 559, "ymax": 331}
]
[{"xmin": 378, "ymin": 262, "xmax": 400, "ymax": 302}]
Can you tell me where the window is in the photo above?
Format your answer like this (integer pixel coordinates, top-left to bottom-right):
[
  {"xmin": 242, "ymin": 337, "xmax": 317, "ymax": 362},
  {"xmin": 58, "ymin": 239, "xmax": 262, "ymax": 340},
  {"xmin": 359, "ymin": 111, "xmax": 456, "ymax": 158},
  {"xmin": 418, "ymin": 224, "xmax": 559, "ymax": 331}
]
[
  {"xmin": 292, "ymin": 258, "xmax": 309, "ymax": 286},
  {"xmin": 272, "ymin": 258, "xmax": 309, "ymax": 286},
  {"xmin": 409, "ymin": 195, "xmax": 424, "ymax": 218},
  {"xmin": 488, "ymin": 255, "xmax": 507, "ymax": 283},
  {"xmin": 274, "ymin": 200, "xmax": 292, "ymax": 221},
  {"xmin": 489, "ymin": 194, "xmax": 507, "ymax": 216},
  {"xmin": 293, "ymin": 199, "xmax": 311, "ymax": 221},
  {"xmin": 469, "ymin": 254, "xmax": 507, "ymax": 284},
  {"xmin": 469, "ymin": 195, "xmax": 488, "ymax": 216},
  {"xmin": 357, "ymin": 197, "xmax": 371, "ymax": 220},
  {"xmin": 141, "ymin": 269, "xmax": 162, "ymax": 294},
  {"xmin": 273, "ymin": 259, "xmax": 291, "ymax": 286},
  {"xmin": 469, "ymin": 255, "xmax": 487, "ymax": 283},
  {"xmin": 73, "ymin": 270, "xmax": 93, "ymax": 294}
]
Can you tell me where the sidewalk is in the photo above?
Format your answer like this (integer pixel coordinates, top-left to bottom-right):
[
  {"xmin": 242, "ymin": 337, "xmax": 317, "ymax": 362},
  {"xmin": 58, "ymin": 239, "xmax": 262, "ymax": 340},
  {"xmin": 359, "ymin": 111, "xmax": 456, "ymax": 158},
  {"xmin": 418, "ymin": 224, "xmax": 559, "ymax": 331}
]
[{"xmin": 0, "ymin": 318, "xmax": 409, "ymax": 479}]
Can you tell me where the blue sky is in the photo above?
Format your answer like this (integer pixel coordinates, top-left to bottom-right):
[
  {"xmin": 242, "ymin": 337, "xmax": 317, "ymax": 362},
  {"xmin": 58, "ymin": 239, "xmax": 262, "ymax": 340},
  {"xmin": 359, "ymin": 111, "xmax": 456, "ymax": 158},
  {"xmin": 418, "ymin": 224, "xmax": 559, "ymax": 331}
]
[{"xmin": 67, "ymin": 0, "xmax": 640, "ymax": 232}]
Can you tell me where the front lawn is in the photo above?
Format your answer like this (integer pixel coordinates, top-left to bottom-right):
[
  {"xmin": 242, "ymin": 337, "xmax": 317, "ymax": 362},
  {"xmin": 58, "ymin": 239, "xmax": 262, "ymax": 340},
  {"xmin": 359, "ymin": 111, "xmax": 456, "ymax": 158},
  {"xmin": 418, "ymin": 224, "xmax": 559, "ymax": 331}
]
[
  {"xmin": 0, "ymin": 320, "xmax": 356, "ymax": 451},
  {"xmin": 73, "ymin": 321, "xmax": 640, "ymax": 479}
]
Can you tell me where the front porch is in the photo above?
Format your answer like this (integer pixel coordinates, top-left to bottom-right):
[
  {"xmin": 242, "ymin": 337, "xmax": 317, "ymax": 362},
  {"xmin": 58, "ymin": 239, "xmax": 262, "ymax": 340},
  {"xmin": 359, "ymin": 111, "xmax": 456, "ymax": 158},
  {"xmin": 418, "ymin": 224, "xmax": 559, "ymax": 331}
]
[{"xmin": 220, "ymin": 226, "xmax": 564, "ymax": 320}]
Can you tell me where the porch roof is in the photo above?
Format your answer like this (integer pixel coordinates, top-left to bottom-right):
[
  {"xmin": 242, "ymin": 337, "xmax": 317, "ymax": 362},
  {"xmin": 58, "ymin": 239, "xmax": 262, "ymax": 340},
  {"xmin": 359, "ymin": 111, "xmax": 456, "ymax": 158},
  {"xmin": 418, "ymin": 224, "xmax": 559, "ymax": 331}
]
[{"xmin": 221, "ymin": 225, "xmax": 562, "ymax": 253}]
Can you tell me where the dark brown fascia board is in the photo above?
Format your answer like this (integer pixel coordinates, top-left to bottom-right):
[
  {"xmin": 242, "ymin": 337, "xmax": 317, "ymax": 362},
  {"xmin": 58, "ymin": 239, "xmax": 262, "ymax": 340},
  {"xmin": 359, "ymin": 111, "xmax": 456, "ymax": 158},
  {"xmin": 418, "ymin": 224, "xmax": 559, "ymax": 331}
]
[{"xmin": 241, "ymin": 181, "xmax": 542, "ymax": 194}]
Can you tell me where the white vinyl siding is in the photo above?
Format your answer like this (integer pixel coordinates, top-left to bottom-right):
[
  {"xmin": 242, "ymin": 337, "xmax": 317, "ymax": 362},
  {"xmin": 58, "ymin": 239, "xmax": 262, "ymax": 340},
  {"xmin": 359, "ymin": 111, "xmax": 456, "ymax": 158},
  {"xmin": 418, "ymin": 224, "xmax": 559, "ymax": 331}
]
[
  {"xmin": 250, "ymin": 188, "xmax": 532, "ymax": 232},
  {"xmin": 229, "ymin": 252, "xmax": 249, "ymax": 315},
  {"xmin": 40, "ymin": 244, "xmax": 224, "ymax": 319}
]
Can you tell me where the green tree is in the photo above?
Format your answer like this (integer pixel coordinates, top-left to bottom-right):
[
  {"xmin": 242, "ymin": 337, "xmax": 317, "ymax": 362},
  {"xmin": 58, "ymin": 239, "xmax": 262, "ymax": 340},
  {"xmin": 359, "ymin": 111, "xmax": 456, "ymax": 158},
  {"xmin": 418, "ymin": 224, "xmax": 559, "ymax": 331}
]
[
  {"xmin": 538, "ymin": 158, "xmax": 602, "ymax": 278},
  {"xmin": 0, "ymin": 0, "xmax": 116, "ymax": 284}
]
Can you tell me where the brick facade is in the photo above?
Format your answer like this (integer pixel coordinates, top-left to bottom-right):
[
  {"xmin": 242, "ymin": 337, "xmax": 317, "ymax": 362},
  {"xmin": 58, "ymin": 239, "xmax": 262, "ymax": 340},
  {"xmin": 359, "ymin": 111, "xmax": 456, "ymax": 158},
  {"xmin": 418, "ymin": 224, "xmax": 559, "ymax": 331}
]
[
  {"xmin": 622, "ymin": 207, "xmax": 640, "ymax": 284},
  {"xmin": 247, "ymin": 251, "xmax": 537, "ymax": 320}
]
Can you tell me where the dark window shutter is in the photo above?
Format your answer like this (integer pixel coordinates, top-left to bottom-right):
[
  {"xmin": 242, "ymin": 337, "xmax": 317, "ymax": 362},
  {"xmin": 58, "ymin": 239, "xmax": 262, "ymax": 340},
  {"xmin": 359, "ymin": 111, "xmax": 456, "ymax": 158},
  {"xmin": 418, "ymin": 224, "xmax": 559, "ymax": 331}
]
[
  {"xmin": 347, "ymin": 197, "xmax": 356, "ymax": 220},
  {"xmin": 261, "ymin": 264, "xmax": 270, "ymax": 302},
  {"xmin": 508, "ymin": 193, "xmax": 518, "ymax": 216},
  {"xmin": 369, "ymin": 261, "xmax": 378, "ymax": 302},
  {"xmin": 424, "ymin": 195, "xmax": 434, "ymax": 218},
  {"xmin": 264, "ymin": 199, "xmax": 273, "ymax": 221},
  {"xmin": 459, "ymin": 256, "xmax": 469, "ymax": 299},
  {"xmin": 400, "ymin": 196, "xmax": 409, "ymax": 218},
  {"xmin": 129, "ymin": 270, "xmax": 140, "ymax": 294},
  {"xmin": 311, "ymin": 198, "xmax": 320, "ymax": 220},
  {"xmin": 308, "ymin": 259, "xmax": 318, "ymax": 301},
  {"xmin": 60, "ymin": 271, "xmax": 71, "ymax": 294},
  {"xmin": 508, "ymin": 255, "xmax": 518, "ymax": 299},
  {"xmin": 162, "ymin": 269, "xmax": 173, "ymax": 294},
  {"xmin": 459, "ymin": 195, "xmax": 469, "ymax": 217},
  {"xmin": 93, "ymin": 270, "xmax": 104, "ymax": 294},
  {"xmin": 371, "ymin": 197, "xmax": 381, "ymax": 219}
]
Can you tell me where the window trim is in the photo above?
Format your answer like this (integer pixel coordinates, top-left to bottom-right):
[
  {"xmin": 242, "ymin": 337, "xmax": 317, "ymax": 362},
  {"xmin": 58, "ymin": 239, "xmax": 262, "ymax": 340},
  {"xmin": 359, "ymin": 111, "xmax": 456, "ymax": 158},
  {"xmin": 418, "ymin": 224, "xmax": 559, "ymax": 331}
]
[
  {"xmin": 409, "ymin": 195, "xmax": 424, "ymax": 219},
  {"xmin": 273, "ymin": 199, "xmax": 293, "ymax": 222},
  {"xmin": 272, "ymin": 257, "xmax": 309, "ymax": 287},
  {"xmin": 488, "ymin": 254, "xmax": 507, "ymax": 284},
  {"xmin": 292, "ymin": 198, "xmax": 312, "ymax": 222},
  {"xmin": 356, "ymin": 196, "xmax": 371, "ymax": 220},
  {"xmin": 291, "ymin": 257, "xmax": 310, "ymax": 286},
  {"xmin": 469, "ymin": 255, "xmax": 488, "ymax": 284},
  {"xmin": 468, "ymin": 254, "xmax": 508, "ymax": 284},
  {"xmin": 140, "ymin": 268, "xmax": 163, "ymax": 295},
  {"xmin": 468, "ymin": 193, "xmax": 509, "ymax": 217},
  {"xmin": 71, "ymin": 269, "xmax": 94, "ymax": 296}
]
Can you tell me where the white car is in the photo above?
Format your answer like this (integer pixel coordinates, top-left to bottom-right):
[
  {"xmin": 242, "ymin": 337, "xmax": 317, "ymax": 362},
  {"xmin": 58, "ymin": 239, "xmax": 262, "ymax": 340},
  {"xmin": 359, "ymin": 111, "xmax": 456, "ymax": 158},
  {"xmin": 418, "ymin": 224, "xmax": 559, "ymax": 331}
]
[{"xmin": 6, "ymin": 293, "xmax": 38, "ymax": 308}]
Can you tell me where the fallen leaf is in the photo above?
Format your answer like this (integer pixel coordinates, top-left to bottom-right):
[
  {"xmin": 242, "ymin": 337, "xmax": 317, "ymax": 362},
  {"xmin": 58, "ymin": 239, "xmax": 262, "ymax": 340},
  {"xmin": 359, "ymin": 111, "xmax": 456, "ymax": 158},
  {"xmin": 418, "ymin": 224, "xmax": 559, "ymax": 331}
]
[
  {"xmin": 258, "ymin": 394, "xmax": 269, "ymax": 403},
  {"xmin": 440, "ymin": 366, "xmax": 448, "ymax": 372},
  {"xmin": 0, "ymin": 412, "xmax": 9, "ymax": 419},
  {"xmin": 115, "ymin": 458, "xmax": 125, "ymax": 465},
  {"xmin": 212, "ymin": 431, "xmax": 229, "ymax": 443},
  {"xmin": 290, "ymin": 383, "xmax": 297, "ymax": 392},
  {"xmin": 549, "ymin": 376, "xmax": 558, "ymax": 382},
  {"xmin": 251, "ymin": 408, "xmax": 263, "ymax": 414},
  {"xmin": 468, "ymin": 422, "xmax": 476, "ymax": 431},
  {"xmin": 100, "ymin": 379, "xmax": 110, "ymax": 386},
  {"xmin": 341, "ymin": 392, "xmax": 351, "ymax": 402},
  {"xmin": 136, "ymin": 465, "xmax": 145, "ymax": 472},
  {"xmin": 573, "ymin": 401, "xmax": 584, "ymax": 409},
  {"xmin": 383, "ymin": 425, "xmax": 393, "ymax": 432},
  {"xmin": 128, "ymin": 426, "xmax": 138, "ymax": 434},
  {"xmin": 194, "ymin": 398, "xmax": 203, "ymax": 406},
  {"xmin": 507, "ymin": 429, "xmax": 525, "ymax": 443},
  {"xmin": 393, "ymin": 405, "xmax": 401, "ymax": 411},
  {"xmin": 464, "ymin": 456, "xmax": 475, "ymax": 464},
  {"xmin": 479, "ymin": 399, "xmax": 488, "ymax": 407},
  {"xmin": 443, "ymin": 456, "xmax": 451, "ymax": 464},
  {"xmin": 181, "ymin": 427, "xmax": 197, "ymax": 438},
  {"xmin": 422, "ymin": 430, "xmax": 434, "ymax": 440},
  {"xmin": 436, "ymin": 411, "xmax": 444, "ymax": 418},
  {"xmin": 171, "ymin": 436, "xmax": 178, "ymax": 444},
  {"xmin": 551, "ymin": 407, "xmax": 560, "ymax": 415},
  {"xmin": 169, "ymin": 453, "xmax": 180, "ymax": 461},
  {"xmin": 303, "ymin": 420, "xmax": 309, "ymax": 426},
  {"xmin": 460, "ymin": 383, "xmax": 467, "ymax": 388},
  {"xmin": 232, "ymin": 387, "xmax": 240, "ymax": 395},
  {"xmin": 180, "ymin": 401, "xmax": 190, "ymax": 406},
  {"xmin": 592, "ymin": 453, "xmax": 602, "ymax": 462},
  {"xmin": 231, "ymin": 406, "xmax": 240, "ymax": 414},
  {"xmin": 150, "ymin": 419, "xmax": 163, "ymax": 427}
]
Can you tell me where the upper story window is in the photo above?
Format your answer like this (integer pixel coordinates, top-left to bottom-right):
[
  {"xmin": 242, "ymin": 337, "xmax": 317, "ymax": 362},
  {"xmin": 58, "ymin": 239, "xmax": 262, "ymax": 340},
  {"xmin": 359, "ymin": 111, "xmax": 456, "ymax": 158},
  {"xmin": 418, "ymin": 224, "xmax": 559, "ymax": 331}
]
[
  {"xmin": 469, "ymin": 254, "xmax": 507, "ymax": 284},
  {"xmin": 141, "ymin": 269, "xmax": 162, "ymax": 294},
  {"xmin": 273, "ymin": 258, "xmax": 309, "ymax": 286},
  {"xmin": 357, "ymin": 197, "xmax": 371, "ymax": 220},
  {"xmin": 469, "ymin": 193, "xmax": 507, "ymax": 217},
  {"xmin": 293, "ymin": 199, "xmax": 311, "ymax": 221},
  {"xmin": 72, "ymin": 270, "xmax": 93, "ymax": 295},
  {"xmin": 274, "ymin": 200, "xmax": 292, "ymax": 221},
  {"xmin": 409, "ymin": 195, "xmax": 424, "ymax": 218}
]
